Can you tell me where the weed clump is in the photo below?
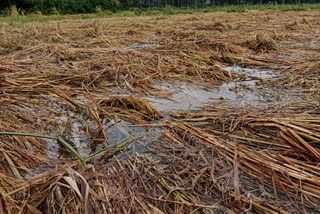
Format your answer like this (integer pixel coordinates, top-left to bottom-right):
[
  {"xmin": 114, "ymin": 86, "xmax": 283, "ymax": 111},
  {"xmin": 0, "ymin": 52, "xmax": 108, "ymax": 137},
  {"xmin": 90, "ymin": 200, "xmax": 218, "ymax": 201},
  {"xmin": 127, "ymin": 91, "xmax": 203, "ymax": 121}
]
[
  {"xmin": 162, "ymin": 5, "xmax": 175, "ymax": 15},
  {"xmin": 50, "ymin": 7, "xmax": 60, "ymax": 15},
  {"xmin": 6, "ymin": 5, "xmax": 20, "ymax": 18},
  {"xmin": 96, "ymin": 6, "xmax": 113, "ymax": 17}
]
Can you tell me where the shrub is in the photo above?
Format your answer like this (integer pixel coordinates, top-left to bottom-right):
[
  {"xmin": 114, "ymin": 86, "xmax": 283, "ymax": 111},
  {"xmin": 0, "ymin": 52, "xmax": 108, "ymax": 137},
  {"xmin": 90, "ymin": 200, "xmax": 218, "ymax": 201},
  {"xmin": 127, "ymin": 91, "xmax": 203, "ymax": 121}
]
[
  {"xmin": 8, "ymin": 5, "xmax": 20, "ymax": 17},
  {"xmin": 162, "ymin": 5, "xmax": 175, "ymax": 15},
  {"xmin": 96, "ymin": 6, "xmax": 113, "ymax": 16},
  {"xmin": 50, "ymin": 7, "xmax": 60, "ymax": 15}
]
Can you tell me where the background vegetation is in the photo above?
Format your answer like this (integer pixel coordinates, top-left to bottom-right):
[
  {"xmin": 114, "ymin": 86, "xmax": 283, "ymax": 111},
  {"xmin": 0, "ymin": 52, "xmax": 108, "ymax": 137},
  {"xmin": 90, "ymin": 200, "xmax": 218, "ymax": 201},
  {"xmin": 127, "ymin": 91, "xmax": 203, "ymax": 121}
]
[{"xmin": 0, "ymin": 0, "xmax": 320, "ymax": 15}]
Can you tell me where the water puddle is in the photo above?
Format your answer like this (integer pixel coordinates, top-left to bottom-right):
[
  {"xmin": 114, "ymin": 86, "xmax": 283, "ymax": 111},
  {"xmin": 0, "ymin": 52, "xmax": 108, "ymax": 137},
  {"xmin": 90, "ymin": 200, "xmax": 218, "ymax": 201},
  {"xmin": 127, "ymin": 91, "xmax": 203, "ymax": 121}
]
[
  {"xmin": 70, "ymin": 121, "xmax": 91, "ymax": 157},
  {"xmin": 278, "ymin": 53, "xmax": 300, "ymax": 60},
  {"xmin": 46, "ymin": 115, "xmax": 162, "ymax": 160},
  {"xmin": 148, "ymin": 32, "xmax": 159, "ymax": 37},
  {"xmin": 25, "ymin": 66, "xmax": 283, "ymax": 162},
  {"xmin": 20, "ymin": 95, "xmax": 162, "ymax": 161},
  {"xmin": 46, "ymin": 138, "xmax": 61, "ymax": 158},
  {"xmin": 147, "ymin": 66, "xmax": 278, "ymax": 112},
  {"xmin": 127, "ymin": 42, "xmax": 159, "ymax": 50},
  {"xmin": 223, "ymin": 66, "xmax": 278, "ymax": 79},
  {"xmin": 103, "ymin": 119, "xmax": 162, "ymax": 159},
  {"xmin": 290, "ymin": 40, "xmax": 320, "ymax": 49},
  {"xmin": 44, "ymin": 115, "xmax": 92, "ymax": 159},
  {"xmin": 28, "ymin": 119, "xmax": 162, "ymax": 176}
]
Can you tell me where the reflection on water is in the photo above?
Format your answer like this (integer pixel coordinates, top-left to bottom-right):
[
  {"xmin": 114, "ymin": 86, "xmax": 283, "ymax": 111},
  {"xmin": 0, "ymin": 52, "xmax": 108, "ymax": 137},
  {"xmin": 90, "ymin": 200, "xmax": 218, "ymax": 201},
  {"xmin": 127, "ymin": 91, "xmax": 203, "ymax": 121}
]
[{"xmin": 147, "ymin": 67, "xmax": 278, "ymax": 111}]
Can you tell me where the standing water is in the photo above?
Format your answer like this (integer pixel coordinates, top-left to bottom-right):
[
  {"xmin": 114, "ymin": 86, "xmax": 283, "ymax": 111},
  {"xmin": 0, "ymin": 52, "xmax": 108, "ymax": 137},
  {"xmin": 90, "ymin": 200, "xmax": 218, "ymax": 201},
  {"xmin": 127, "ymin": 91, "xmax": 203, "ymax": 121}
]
[{"xmin": 147, "ymin": 66, "xmax": 279, "ymax": 112}]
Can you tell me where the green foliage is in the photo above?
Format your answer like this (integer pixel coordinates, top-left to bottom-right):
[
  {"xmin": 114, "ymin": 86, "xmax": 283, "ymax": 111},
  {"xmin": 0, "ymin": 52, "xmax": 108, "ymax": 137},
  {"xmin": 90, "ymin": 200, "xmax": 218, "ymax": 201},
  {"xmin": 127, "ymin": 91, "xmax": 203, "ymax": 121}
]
[
  {"xmin": 1, "ymin": 3, "xmax": 320, "ymax": 24},
  {"xmin": 96, "ymin": 6, "xmax": 113, "ymax": 16},
  {"xmin": 50, "ymin": 7, "xmax": 60, "ymax": 15},
  {"xmin": 7, "ymin": 5, "xmax": 20, "ymax": 17},
  {"xmin": 2, "ymin": 0, "xmax": 117, "ymax": 15},
  {"xmin": 95, "ymin": 5, "xmax": 104, "ymax": 15},
  {"xmin": 1, "ymin": 0, "xmax": 320, "ymax": 16},
  {"xmin": 131, "ymin": 7, "xmax": 143, "ymax": 15},
  {"xmin": 116, "ymin": 10, "xmax": 136, "ymax": 16},
  {"xmin": 162, "ymin": 5, "xmax": 175, "ymax": 14}
]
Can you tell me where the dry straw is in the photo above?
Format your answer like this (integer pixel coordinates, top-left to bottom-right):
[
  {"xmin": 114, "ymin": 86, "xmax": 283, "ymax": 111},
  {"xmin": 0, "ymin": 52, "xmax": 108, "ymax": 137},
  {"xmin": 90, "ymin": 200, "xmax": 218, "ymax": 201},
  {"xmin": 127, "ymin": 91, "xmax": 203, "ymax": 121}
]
[{"xmin": 0, "ymin": 10, "xmax": 319, "ymax": 213}]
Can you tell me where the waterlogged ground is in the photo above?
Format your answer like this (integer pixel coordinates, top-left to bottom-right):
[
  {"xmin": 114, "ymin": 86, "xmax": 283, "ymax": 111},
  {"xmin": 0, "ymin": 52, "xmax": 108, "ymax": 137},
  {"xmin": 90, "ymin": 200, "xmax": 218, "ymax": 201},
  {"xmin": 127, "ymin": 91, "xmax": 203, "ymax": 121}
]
[
  {"xmin": 148, "ymin": 66, "xmax": 279, "ymax": 111},
  {"xmin": 14, "ymin": 51, "xmax": 313, "ymax": 164},
  {"xmin": 36, "ymin": 65, "xmax": 305, "ymax": 159},
  {"xmin": 43, "ymin": 107, "xmax": 162, "ymax": 159}
]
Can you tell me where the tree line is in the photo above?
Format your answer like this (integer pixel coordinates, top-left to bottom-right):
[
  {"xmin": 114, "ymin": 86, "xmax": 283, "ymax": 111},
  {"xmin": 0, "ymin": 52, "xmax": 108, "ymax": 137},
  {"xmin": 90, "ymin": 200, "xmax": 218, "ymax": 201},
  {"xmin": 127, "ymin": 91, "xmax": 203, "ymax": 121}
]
[
  {"xmin": 1, "ymin": 0, "xmax": 319, "ymax": 14},
  {"xmin": 121, "ymin": 0, "xmax": 319, "ymax": 8}
]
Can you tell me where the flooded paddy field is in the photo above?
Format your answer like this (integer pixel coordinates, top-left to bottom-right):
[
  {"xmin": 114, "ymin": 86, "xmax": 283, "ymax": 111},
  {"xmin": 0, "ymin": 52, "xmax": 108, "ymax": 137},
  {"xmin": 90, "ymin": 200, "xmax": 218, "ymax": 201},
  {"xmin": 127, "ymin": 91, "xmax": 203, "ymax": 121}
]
[{"xmin": 1, "ymin": 10, "xmax": 320, "ymax": 213}]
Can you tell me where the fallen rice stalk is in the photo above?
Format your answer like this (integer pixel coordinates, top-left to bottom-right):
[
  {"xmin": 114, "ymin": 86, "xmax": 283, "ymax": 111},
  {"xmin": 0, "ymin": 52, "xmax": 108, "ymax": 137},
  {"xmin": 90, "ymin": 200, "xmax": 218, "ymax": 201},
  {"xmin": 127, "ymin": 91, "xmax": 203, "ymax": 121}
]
[{"xmin": 0, "ymin": 132, "xmax": 86, "ymax": 165}]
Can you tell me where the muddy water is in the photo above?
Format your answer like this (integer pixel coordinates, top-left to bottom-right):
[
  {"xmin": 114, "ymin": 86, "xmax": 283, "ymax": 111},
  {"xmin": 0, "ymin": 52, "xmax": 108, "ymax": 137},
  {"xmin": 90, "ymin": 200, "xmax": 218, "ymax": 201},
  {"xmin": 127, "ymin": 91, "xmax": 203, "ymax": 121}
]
[
  {"xmin": 46, "ymin": 117, "xmax": 162, "ymax": 159},
  {"xmin": 223, "ymin": 66, "xmax": 278, "ymax": 79},
  {"xmin": 36, "ymin": 66, "xmax": 281, "ymax": 161},
  {"xmin": 147, "ymin": 66, "xmax": 278, "ymax": 112},
  {"xmin": 22, "ymin": 94, "xmax": 162, "ymax": 160},
  {"xmin": 289, "ymin": 40, "xmax": 320, "ymax": 49},
  {"xmin": 46, "ymin": 138, "xmax": 60, "ymax": 158},
  {"xmin": 127, "ymin": 42, "xmax": 160, "ymax": 50},
  {"xmin": 103, "ymin": 119, "xmax": 162, "ymax": 159}
]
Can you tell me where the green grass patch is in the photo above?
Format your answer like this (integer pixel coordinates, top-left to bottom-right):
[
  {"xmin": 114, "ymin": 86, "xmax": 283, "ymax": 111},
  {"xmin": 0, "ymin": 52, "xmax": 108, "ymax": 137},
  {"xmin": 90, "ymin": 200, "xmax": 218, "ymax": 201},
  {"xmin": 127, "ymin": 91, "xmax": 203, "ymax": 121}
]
[{"xmin": 1, "ymin": 3, "xmax": 320, "ymax": 24}]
